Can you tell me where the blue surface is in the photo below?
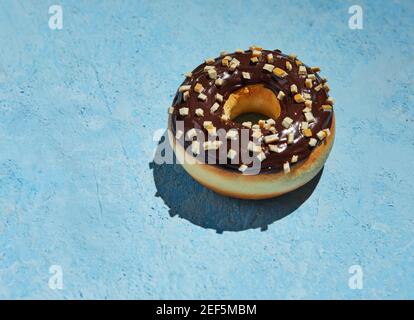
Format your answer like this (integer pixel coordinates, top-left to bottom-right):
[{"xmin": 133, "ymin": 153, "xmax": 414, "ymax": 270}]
[{"xmin": 0, "ymin": 0, "xmax": 413, "ymax": 299}]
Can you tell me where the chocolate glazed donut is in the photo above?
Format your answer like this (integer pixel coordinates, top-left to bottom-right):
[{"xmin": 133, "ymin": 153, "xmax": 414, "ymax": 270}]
[{"xmin": 168, "ymin": 46, "xmax": 335, "ymax": 199}]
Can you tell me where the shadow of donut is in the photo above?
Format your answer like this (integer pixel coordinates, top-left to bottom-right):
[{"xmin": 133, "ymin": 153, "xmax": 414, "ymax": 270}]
[{"xmin": 150, "ymin": 131, "xmax": 323, "ymax": 233}]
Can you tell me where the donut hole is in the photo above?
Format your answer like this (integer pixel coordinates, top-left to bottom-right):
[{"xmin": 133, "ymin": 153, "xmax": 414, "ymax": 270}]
[{"xmin": 223, "ymin": 84, "xmax": 281, "ymax": 123}]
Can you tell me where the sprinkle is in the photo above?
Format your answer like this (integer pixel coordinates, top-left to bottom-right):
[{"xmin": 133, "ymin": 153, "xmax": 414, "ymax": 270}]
[
  {"xmin": 186, "ymin": 128, "xmax": 197, "ymax": 139},
  {"xmin": 208, "ymin": 68, "xmax": 217, "ymax": 79},
  {"xmin": 224, "ymin": 129, "xmax": 237, "ymax": 143},
  {"xmin": 304, "ymin": 100, "xmax": 313, "ymax": 108},
  {"xmin": 303, "ymin": 92, "xmax": 312, "ymax": 100},
  {"xmin": 207, "ymin": 126, "xmax": 217, "ymax": 136},
  {"xmin": 247, "ymin": 141, "xmax": 262, "ymax": 153},
  {"xmin": 210, "ymin": 102, "xmax": 220, "ymax": 113},
  {"xmin": 311, "ymin": 66, "xmax": 321, "ymax": 72},
  {"xmin": 283, "ymin": 162, "xmax": 290, "ymax": 174},
  {"xmin": 229, "ymin": 58, "xmax": 240, "ymax": 71},
  {"xmin": 264, "ymin": 134, "xmax": 279, "ymax": 143},
  {"xmin": 321, "ymin": 104, "xmax": 333, "ymax": 111},
  {"xmin": 323, "ymin": 83, "xmax": 330, "ymax": 92},
  {"xmin": 290, "ymin": 84, "xmax": 298, "ymax": 94},
  {"xmin": 258, "ymin": 120, "xmax": 266, "ymax": 128},
  {"xmin": 273, "ymin": 67, "xmax": 288, "ymax": 78},
  {"xmin": 291, "ymin": 155, "xmax": 298, "ymax": 163},
  {"xmin": 257, "ymin": 152, "xmax": 266, "ymax": 162},
  {"xmin": 168, "ymin": 106, "xmax": 174, "ymax": 114},
  {"xmin": 220, "ymin": 51, "xmax": 229, "ymax": 56},
  {"xmin": 307, "ymin": 74, "xmax": 316, "ymax": 80},
  {"xmin": 266, "ymin": 118, "xmax": 276, "ymax": 126},
  {"xmin": 326, "ymin": 97, "xmax": 335, "ymax": 105},
  {"xmin": 175, "ymin": 130, "xmax": 183, "ymax": 139},
  {"xmin": 252, "ymin": 124, "xmax": 260, "ymax": 130},
  {"xmin": 203, "ymin": 121, "xmax": 213, "ymax": 129},
  {"xmin": 252, "ymin": 130, "xmax": 262, "ymax": 139},
  {"xmin": 205, "ymin": 58, "xmax": 215, "ymax": 65},
  {"xmin": 194, "ymin": 83, "xmax": 204, "ymax": 93},
  {"xmin": 227, "ymin": 149, "xmax": 237, "ymax": 160},
  {"xmin": 252, "ymin": 49, "xmax": 262, "ymax": 57},
  {"xmin": 289, "ymin": 53, "xmax": 297, "ymax": 60},
  {"xmin": 238, "ymin": 164, "xmax": 248, "ymax": 172},
  {"xmin": 198, "ymin": 93, "xmax": 207, "ymax": 101},
  {"xmin": 309, "ymin": 138, "xmax": 317, "ymax": 147},
  {"xmin": 221, "ymin": 58, "xmax": 229, "ymax": 67},
  {"xmin": 266, "ymin": 53, "xmax": 274, "ymax": 63},
  {"xmin": 277, "ymin": 91, "xmax": 285, "ymax": 100},
  {"xmin": 221, "ymin": 114, "xmax": 230, "ymax": 121},
  {"xmin": 226, "ymin": 129, "xmax": 238, "ymax": 140},
  {"xmin": 303, "ymin": 106, "xmax": 312, "ymax": 113},
  {"xmin": 203, "ymin": 140, "xmax": 222, "ymax": 150},
  {"xmin": 305, "ymin": 78, "xmax": 313, "ymax": 89},
  {"xmin": 282, "ymin": 117, "xmax": 293, "ymax": 128},
  {"xmin": 268, "ymin": 144, "xmax": 283, "ymax": 153},
  {"xmin": 179, "ymin": 107, "xmax": 189, "ymax": 116},
  {"xmin": 317, "ymin": 130, "xmax": 327, "ymax": 140},
  {"xmin": 250, "ymin": 57, "xmax": 259, "ymax": 64},
  {"xmin": 215, "ymin": 93, "xmax": 224, "ymax": 103},
  {"xmin": 204, "ymin": 65, "xmax": 215, "ymax": 72},
  {"xmin": 295, "ymin": 60, "xmax": 303, "ymax": 66},
  {"xmin": 298, "ymin": 65, "xmax": 307, "ymax": 76},
  {"xmin": 242, "ymin": 72, "xmax": 251, "ymax": 80},
  {"xmin": 195, "ymin": 108, "xmax": 204, "ymax": 117},
  {"xmin": 269, "ymin": 126, "xmax": 277, "ymax": 134},
  {"xmin": 294, "ymin": 94, "xmax": 305, "ymax": 103},
  {"xmin": 314, "ymin": 83, "xmax": 323, "ymax": 92},
  {"xmin": 179, "ymin": 85, "xmax": 191, "ymax": 92},
  {"xmin": 287, "ymin": 132, "xmax": 294, "ymax": 144},
  {"xmin": 212, "ymin": 80, "xmax": 223, "ymax": 89},
  {"xmin": 242, "ymin": 121, "xmax": 252, "ymax": 128},
  {"xmin": 286, "ymin": 61, "xmax": 292, "ymax": 71},
  {"xmin": 235, "ymin": 48, "xmax": 245, "ymax": 53},
  {"xmin": 304, "ymin": 112, "xmax": 315, "ymax": 123},
  {"xmin": 324, "ymin": 128, "xmax": 331, "ymax": 137},
  {"xmin": 250, "ymin": 45, "xmax": 263, "ymax": 51},
  {"xmin": 302, "ymin": 128, "xmax": 312, "ymax": 137},
  {"xmin": 191, "ymin": 141, "xmax": 200, "ymax": 155},
  {"xmin": 185, "ymin": 72, "xmax": 192, "ymax": 78},
  {"xmin": 263, "ymin": 64, "xmax": 275, "ymax": 73},
  {"xmin": 301, "ymin": 121, "xmax": 309, "ymax": 130},
  {"xmin": 183, "ymin": 91, "xmax": 190, "ymax": 101}
]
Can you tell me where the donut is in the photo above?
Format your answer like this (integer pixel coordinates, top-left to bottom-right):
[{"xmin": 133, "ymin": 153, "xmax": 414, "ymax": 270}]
[{"xmin": 167, "ymin": 46, "xmax": 335, "ymax": 199}]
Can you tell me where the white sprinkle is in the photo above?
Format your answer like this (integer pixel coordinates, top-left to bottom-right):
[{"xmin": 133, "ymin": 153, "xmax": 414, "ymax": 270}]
[
  {"xmin": 208, "ymin": 68, "xmax": 217, "ymax": 79},
  {"xmin": 215, "ymin": 93, "xmax": 224, "ymax": 103},
  {"xmin": 205, "ymin": 58, "xmax": 215, "ymax": 65},
  {"xmin": 291, "ymin": 155, "xmax": 298, "ymax": 163},
  {"xmin": 186, "ymin": 128, "xmax": 197, "ymax": 139},
  {"xmin": 257, "ymin": 152, "xmax": 266, "ymax": 162},
  {"xmin": 179, "ymin": 85, "xmax": 191, "ymax": 92},
  {"xmin": 175, "ymin": 130, "xmax": 183, "ymax": 139},
  {"xmin": 247, "ymin": 141, "xmax": 262, "ymax": 153},
  {"xmin": 309, "ymin": 138, "xmax": 317, "ymax": 147},
  {"xmin": 277, "ymin": 91, "xmax": 285, "ymax": 101},
  {"xmin": 298, "ymin": 65, "xmax": 307, "ymax": 75},
  {"xmin": 215, "ymin": 78, "xmax": 224, "ymax": 87},
  {"xmin": 268, "ymin": 144, "xmax": 283, "ymax": 153},
  {"xmin": 198, "ymin": 93, "xmax": 207, "ymax": 101},
  {"xmin": 183, "ymin": 91, "xmax": 190, "ymax": 101},
  {"xmin": 317, "ymin": 130, "xmax": 327, "ymax": 140},
  {"xmin": 304, "ymin": 112, "xmax": 315, "ymax": 123},
  {"xmin": 301, "ymin": 121, "xmax": 309, "ymax": 130},
  {"xmin": 266, "ymin": 53, "xmax": 274, "ymax": 63},
  {"xmin": 239, "ymin": 164, "xmax": 248, "ymax": 172},
  {"xmin": 287, "ymin": 132, "xmax": 294, "ymax": 144},
  {"xmin": 210, "ymin": 102, "xmax": 220, "ymax": 113},
  {"xmin": 226, "ymin": 129, "xmax": 238, "ymax": 140},
  {"xmin": 227, "ymin": 149, "xmax": 237, "ymax": 160},
  {"xmin": 282, "ymin": 117, "xmax": 293, "ymax": 129},
  {"xmin": 168, "ymin": 106, "xmax": 174, "ymax": 114},
  {"xmin": 192, "ymin": 141, "xmax": 200, "ymax": 155},
  {"xmin": 179, "ymin": 107, "xmax": 189, "ymax": 116},
  {"xmin": 286, "ymin": 61, "xmax": 292, "ymax": 71},
  {"xmin": 203, "ymin": 140, "xmax": 222, "ymax": 150},
  {"xmin": 290, "ymin": 84, "xmax": 298, "ymax": 94},
  {"xmin": 195, "ymin": 108, "xmax": 204, "ymax": 117},
  {"xmin": 283, "ymin": 162, "xmax": 290, "ymax": 174},
  {"xmin": 242, "ymin": 121, "xmax": 252, "ymax": 128},
  {"xmin": 242, "ymin": 72, "xmax": 251, "ymax": 79},
  {"xmin": 264, "ymin": 134, "xmax": 279, "ymax": 144},
  {"xmin": 263, "ymin": 64, "xmax": 275, "ymax": 73}
]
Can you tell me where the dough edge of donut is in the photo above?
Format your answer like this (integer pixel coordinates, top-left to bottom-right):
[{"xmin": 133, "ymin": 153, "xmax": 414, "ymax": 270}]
[{"xmin": 168, "ymin": 115, "xmax": 335, "ymax": 200}]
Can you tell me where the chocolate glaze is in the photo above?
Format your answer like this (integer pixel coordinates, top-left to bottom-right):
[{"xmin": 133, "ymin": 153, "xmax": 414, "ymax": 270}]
[{"xmin": 170, "ymin": 49, "xmax": 333, "ymax": 173}]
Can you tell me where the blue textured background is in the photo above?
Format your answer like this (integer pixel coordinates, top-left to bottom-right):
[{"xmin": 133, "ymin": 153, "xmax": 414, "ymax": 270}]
[{"xmin": 0, "ymin": 0, "xmax": 413, "ymax": 299}]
